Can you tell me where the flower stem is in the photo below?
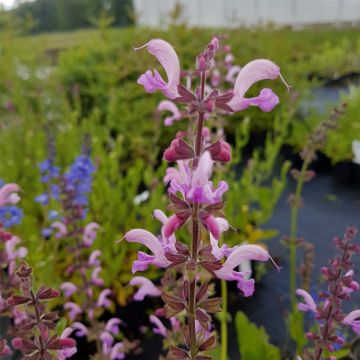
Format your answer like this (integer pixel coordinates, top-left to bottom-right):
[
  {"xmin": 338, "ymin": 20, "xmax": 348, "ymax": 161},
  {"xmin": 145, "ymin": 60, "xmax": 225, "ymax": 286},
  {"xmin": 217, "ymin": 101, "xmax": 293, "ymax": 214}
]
[
  {"xmin": 289, "ymin": 158, "xmax": 309, "ymax": 355},
  {"xmin": 220, "ymin": 279, "xmax": 228, "ymax": 360},
  {"xmin": 188, "ymin": 70, "xmax": 206, "ymax": 360}
]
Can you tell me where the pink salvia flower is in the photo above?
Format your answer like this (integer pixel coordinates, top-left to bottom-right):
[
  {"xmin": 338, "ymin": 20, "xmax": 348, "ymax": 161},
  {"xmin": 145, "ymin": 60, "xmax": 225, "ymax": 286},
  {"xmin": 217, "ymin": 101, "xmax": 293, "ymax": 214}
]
[
  {"xmin": 88, "ymin": 249, "xmax": 102, "ymax": 266},
  {"xmin": 124, "ymin": 229, "xmax": 171, "ymax": 272},
  {"xmin": 214, "ymin": 244, "xmax": 269, "ymax": 296},
  {"xmin": 97, "ymin": 289, "xmax": 112, "ymax": 308},
  {"xmin": 72, "ymin": 322, "xmax": 88, "ymax": 337},
  {"xmin": 110, "ymin": 342, "xmax": 125, "ymax": 360},
  {"xmin": 228, "ymin": 59, "xmax": 281, "ymax": 112},
  {"xmin": 296, "ymin": 289, "xmax": 317, "ymax": 313},
  {"xmin": 83, "ymin": 222, "xmax": 100, "ymax": 247},
  {"xmin": 58, "ymin": 328, "xmax": 77, "ymax": 360},
  {"xmin": 0, "ymin": 183, "xmax": 20, "ymax": 206},
  {"xmin": 136, "ymin": 39, "xmax": 180, "ymax": 99},
  {"xmin": 225, "ymin": 65, "xmax": 241, "ymax": 83},
  {"xmin": 64, "ymin": 302, "xmax": 83, "ymax": 320},
  {"xmin": 105, "ymin": 318, "xmax": 122, "ymax": 336},
  {"xmin": 158, "ymin": 100, "xmax": 182, "ymax": 126},
  {"xmin": 60, "ymin": 282, "xmax": 78, "ymax": 298},
  {"xmin": 51, "ymin": 221, "xmax": 68, "ymax": 239},
  {"xmin": 129, "ymin": 276, "xmax": 161, "ymax": 301},
  {"xmin": 5, "ymin": 237, "xmax": 27, "ymax": 261},
  {"xmin": 342, "ymin": 310, "xmax": 360, "ymax": 334},
  {"xmin": 91, "ymin": 266, "xmax": 105, "ymax": 286},
  {"xmin": 150, "ymin": 314, "xmax": 168, "ymax": 338}
]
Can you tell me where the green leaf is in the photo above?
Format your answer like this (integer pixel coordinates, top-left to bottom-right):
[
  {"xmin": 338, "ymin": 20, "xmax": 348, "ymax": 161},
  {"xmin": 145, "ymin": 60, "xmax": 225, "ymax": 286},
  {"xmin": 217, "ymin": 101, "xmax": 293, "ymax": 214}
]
[{"xmin": 235, "ymin": 311, "xmax": 281, "ymax": 360}]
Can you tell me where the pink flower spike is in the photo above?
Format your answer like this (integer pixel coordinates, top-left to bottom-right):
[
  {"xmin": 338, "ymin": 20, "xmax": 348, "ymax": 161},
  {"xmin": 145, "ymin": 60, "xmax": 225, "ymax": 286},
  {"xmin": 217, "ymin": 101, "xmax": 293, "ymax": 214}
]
[
  {"xmin": 105, "ymin": 318, "xmax": 122, "ymax": 336},
  {"xmin": 129, "ymin": 276, "xmax": 161, "ymax": 301},
  {"xmin": 97, "ymin": 289, "xmax": 112, "ymax": 308},
  {"xmin": 296, "ymin": 289, "xmax": 317, "ymax": 313},
  {"xmin": 51, "ymin": 221, "xmax": 68, "ymax": 239},
  {"xmin": 342, "ymin": 310, "xmax": 360, "ymax": 334},
  {"xmin": 214, "ymin": 244, "xmax": 269, "ymax": 296},
  {"xmin": 72, "ymin": 322, "xmax": 88, "ymax": 337},
  {"xmin": 228, "ymin": 59, "xmax": 281, "ymax": 112},
  {"xmin": 150, "ymin": 315, "xmax": 168, "ymax": 338},
  {"xmin": 60, "ymin": 282, "xmax": 78, "ymax": 298},
  {"xmin": 158, "ymin": 100, "xmax": 182, "ymax": 126},
  {"xmin": 124, "ymin": 229, "xmax": 171, "ymax": 272},
  {"xmin": 135, "ymin": 39, "xmax": 180, "ymax": 99},
  {"xmin": 0, "ymin": 183, "xmax": 21, "ymax": 206}
]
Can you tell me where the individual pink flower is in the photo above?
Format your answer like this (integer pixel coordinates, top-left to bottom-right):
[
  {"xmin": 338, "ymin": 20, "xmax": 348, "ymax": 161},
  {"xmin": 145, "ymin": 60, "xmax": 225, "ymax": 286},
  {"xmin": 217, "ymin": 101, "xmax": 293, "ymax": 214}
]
[
  {"xmin": 91, "ymin": 266, "xmax": 105, "ymax": 286},
  {"xmin": 136, "ymin": 39, "xmax": 180, "ymax": 99},
  {"xmin": 58, "ymin": 327, "xmax": 77, "ymax": 360},
  {"xmin": 158, "ymin": 100, "xmax": 182, "ymax": 126},
  {"xmin": 109, "ymin": 342, "xmax": 125, "ymax": 360},
  {"xmin": 123, "ymin": 229, "xmax": 171, "ymax": 272},
  {"xmin": 83, "ymin": 222, "xmax": 100, "ymax": 247},
  {"xmin": 153, "ymin": 209, "xmax": 176, "ymax": 253},
  {"xmin": 88, "ymin": 249, "xmax": 102, "ymax": 266},
  {"xmin": 296, "ymin": 289, "xmax": 317, "ymax": 313},
  {"xmin": 60, "ymin": 282, "xmax": 78, "ymax": 298},
  {"xmin": 0, "ymin": 339, "xmax": 10, "ymax": 355},
  {"xmin": 225, "ymin": 65, "xmax": 241, "ymax": 83},
  {"xmin": 97, "ymin": 289, "xmax": 112, "ymax": 308},
  {"xmin": 5, "ymin": 236, "xmax": 27, "ymax": 261},
  {"xmin": 214, "ymin": 244, "xmax": 270, "ymax": 296},
  {"xmin": 64, "ymin": 302, "xmax": 82, "ymax": 320},
  {"xmin": 227, "ymin": 59, "xmax": 283, "ymax": 112},
  {"xmin": 150, "ymin": 314, "xmax": 168, "ymax": 338},
  {"xmin": 342, "ymin": 310, "xmax": 360, "ymax": 334},
  {"xmin": 105, "ymin": 318, "xmax": 122, "ymax": 336},
  {"xmin": 0, "ymin": 183, "xmax": 20, "ymax": 207},
  {"xmin": 72, "ymin": 322, "xmax": 88, "ymax": 337},
  {"xmin": 129, "ymin": 276, "xmax": 161, "ymax": 301},
  {"xmin": 51, "ymin": 221, "xmax": 68, "ymax": 239}
]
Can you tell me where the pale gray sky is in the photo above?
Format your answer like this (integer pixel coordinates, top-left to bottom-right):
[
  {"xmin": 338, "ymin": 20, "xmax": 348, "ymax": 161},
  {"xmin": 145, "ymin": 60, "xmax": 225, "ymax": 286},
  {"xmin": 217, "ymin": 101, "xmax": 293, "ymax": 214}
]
[{"xmin": 0, "ymin": 0, "xmax": 16, "ymax": 10}]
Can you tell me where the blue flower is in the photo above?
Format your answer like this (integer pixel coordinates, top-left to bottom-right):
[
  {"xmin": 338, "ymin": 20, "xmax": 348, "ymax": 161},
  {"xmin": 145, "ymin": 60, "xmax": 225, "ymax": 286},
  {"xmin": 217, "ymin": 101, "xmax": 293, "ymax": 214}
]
[
  {"xmin": 0, "ymin": 206, "xmax": 23, "ymax": 228},
  {"xmin": 41, "ymin": 227, "xmax": 53, "ymax": 237},
  {"xmin": 38, "ymin": 159, "xmax": 60, "ymax": 183},
  {"xmin": 65, "ymin": 155, "xmax": 95, "ymax": 208},
  {"xmin": 35, "ymin": 193, "xmax": 49, "ymax": 205}
]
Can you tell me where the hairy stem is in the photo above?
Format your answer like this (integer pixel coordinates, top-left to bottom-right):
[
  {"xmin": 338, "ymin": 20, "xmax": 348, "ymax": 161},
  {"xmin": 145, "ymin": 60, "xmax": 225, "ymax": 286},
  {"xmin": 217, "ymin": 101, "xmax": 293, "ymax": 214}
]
[
  {"xmin": 220, "ymin": 279, "xmax": 228, "ymax": 360},
  {"xmin": 188, "ymin": 70, "xmax": 206, "ymax": 360}
]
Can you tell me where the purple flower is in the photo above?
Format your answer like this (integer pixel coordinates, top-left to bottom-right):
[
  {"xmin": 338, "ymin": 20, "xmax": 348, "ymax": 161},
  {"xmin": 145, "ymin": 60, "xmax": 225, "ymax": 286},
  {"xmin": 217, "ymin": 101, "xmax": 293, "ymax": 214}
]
[
  {"xmin": 214, "ymin": 244, "xmax": 270, "ymax": 296},
  {"xmin": 136, "ymin": 39, "xmax": 180, "ymax": 99},
  {"xmin": 91, "ymin": 266, "xmax": 105, "ymax": 286},
  {"xmin": 296, "ymin": 289, "xmax": 317, "ymax": 313},
  {"xmin": 60, "ymin": 282, "xmax": 78, "ymax": 298},
  {"xmin": 5, "ymin": 237, "xmax": 27, "ymax": 261},
  {"xmin": 72, "ymin": 322, "xmax": 88, "ymax": 337},
  {"xmin": 58, "ymin": 328, "xmax": 77, "ymax": 360},
  {"xmin": 51, "ymin": 221, "xmax": 68, "ymax": 239},
  {"xmin": 88, "ymin": 249, "xmax": 102, "ymax": 266},
  {"xmin": 123, "ymin": 229, "xmax": 171, "ymax": 272},
  {"xmin": 150, "ymin": 315, "xmax": 167, "ymax": 338},
  {"xmin": 97, "ymin": 289, "xmax": 112, "ymax": 308},
  {"xmin": 129, "ymin": 276, "xmax": 161, "ymax": 301},
  {"xmin": 105, "ymin": 318, "xmax": 122, "ymax": 336},
  {"xmin": 64, "ymin": 302, "xmax": 83, "ymax": 320},
  {"xmin": 83, "ymin": 222, "xmax": 100, "ymax": 247},
  {"xmin": 0, "ymin": 206, "xmax": 23, "ymax": 228},
  {"xmin": 342, "ymin": 310, "xmax": 360, "ymax": 334}
]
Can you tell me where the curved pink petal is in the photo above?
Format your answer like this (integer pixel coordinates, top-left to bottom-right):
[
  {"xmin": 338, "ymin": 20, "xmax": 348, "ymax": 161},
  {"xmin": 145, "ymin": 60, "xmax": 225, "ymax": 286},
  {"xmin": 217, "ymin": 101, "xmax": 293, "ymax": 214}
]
[
  {"xmin": 136, "ymin": 39, "xmax": 180, "ymax": 99},
  {"xmin": 158, "ymin": 100, "xmax": 182, "ymax": 126},
  {"xmin": 0, "ymin": 183, "xmax": 21, "ymax": 207},
  {"xmin": 129, "ymin": 276, "xmax": 161, "ymax": 301},
  {"xmin": 343, "ymin": 310, "xmax": 360, "ymax": 334},
  {"xmin": 150, "ymin": 315, "xmax": 167, "ymax": 338},
  {"xmin": 296, "ymin": 289, "xmax": 317, "ymax": 313},
  {"xmin": 51, "ymin": 221, "xmax": 68, "ymax": 239}
]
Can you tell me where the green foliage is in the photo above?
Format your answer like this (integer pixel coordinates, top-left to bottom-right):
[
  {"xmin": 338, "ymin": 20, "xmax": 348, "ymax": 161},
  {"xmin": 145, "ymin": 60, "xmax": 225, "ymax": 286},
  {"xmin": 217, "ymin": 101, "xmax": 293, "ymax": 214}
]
[{"xmin": 235, "ymin": 311, "xmax": 281, "ymax": 360}]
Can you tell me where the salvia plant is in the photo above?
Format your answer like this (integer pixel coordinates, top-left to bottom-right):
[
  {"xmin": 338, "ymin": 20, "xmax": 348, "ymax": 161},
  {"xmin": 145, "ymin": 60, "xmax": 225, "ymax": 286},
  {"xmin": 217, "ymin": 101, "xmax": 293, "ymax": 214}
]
[
  {"xmin": 7, "ymin": 261, "xmax": 77, "ymax": 359},
  {"xmin": 296, "ymin": 227, "xmax": 360, "ymax": 360},
  {"xmin": 122, "ymin": 37, "xmax": 288, "ymax": 359},
  {"xmin": 35, "ymin": 148, "xmax": 133, "ymax": 359}
]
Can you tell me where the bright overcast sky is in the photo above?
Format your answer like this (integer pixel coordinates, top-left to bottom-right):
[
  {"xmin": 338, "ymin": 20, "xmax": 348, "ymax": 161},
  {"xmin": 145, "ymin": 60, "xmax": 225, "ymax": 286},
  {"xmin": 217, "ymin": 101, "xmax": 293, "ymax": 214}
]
[{"xmin": 0, "ymin": 0, "xmax": 16, "ymax": 9}]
